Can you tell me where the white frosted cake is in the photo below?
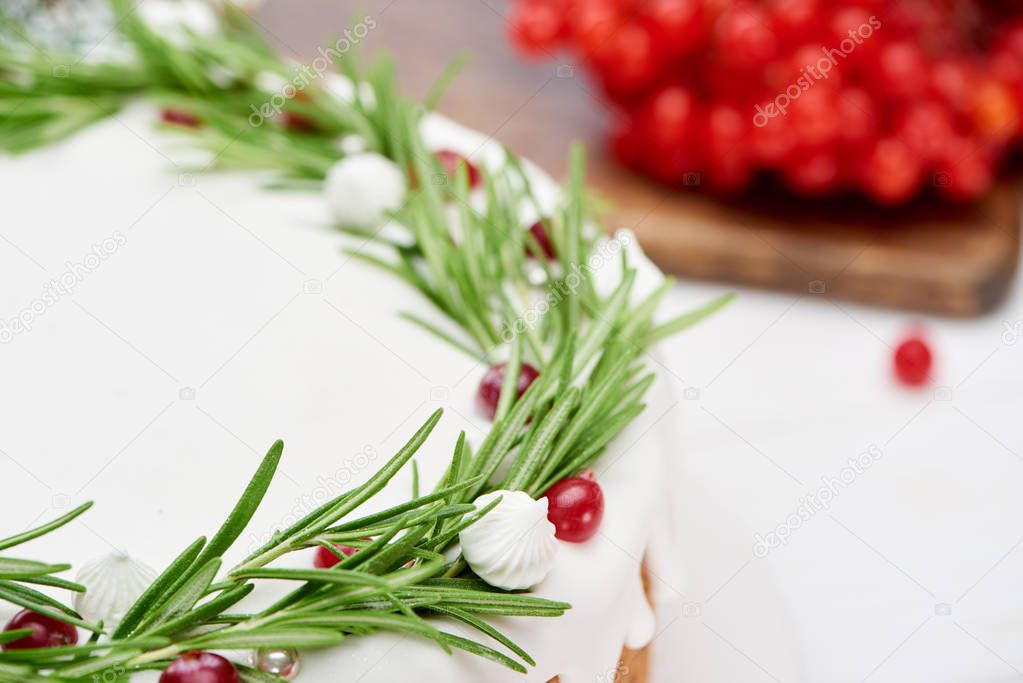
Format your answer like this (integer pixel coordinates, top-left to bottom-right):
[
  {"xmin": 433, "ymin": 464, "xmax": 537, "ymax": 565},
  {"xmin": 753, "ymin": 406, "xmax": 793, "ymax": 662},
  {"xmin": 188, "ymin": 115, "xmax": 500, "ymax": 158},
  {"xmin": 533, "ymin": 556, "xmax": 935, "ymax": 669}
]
[{"xmin": 0, "ymin": 99, "xmax": 681, "ymax": 682}]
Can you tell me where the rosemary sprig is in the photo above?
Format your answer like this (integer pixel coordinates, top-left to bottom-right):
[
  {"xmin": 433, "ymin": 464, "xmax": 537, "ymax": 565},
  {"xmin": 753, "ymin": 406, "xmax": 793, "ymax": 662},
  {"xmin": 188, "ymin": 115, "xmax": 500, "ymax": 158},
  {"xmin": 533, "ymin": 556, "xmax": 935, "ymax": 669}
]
[
  {"xmin": 0, "ymin": 504, "xmax": 96, "ymax": 635},
  {"xmin": 0, "ymin": 422, "xmax": 569, "ymax": 679}
]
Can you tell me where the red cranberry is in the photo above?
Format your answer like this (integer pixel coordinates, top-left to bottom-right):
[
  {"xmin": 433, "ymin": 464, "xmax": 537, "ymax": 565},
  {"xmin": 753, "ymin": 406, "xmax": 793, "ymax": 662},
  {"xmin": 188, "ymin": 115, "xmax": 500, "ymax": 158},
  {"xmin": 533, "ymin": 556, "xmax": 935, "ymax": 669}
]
[
  {"xmin": 861, "ymin": 137, "xmax": 923, "ymax": 206},
  {"xmin": 642, "ymin": 0, "xmax": 703, "ymax": 58},
  {"xmin": 610, "ymin": 113, "xmax": 644, "ymax": 170},
  {"xmin": 476, "ymin": 362, "xmax": 540, "ymax": 421},
  {"xmin": 526, "ymin": 221, "xmax": 556, "ymax": 259},
  {"xmin": 701, "ymin": 103, "xmax": 753, "ymax": 192},
  {"xmin": 895, "ymin": 101, "xmax": 955, "ymax": 164},
  {"xmin": 160, "ymin": 109, "xmax": 201, "ymax": 128},
  {"xmin": 768, "ymin": 0, "xmax": 821, "ymax": 42},
  {"xmin": 871, "ymin": 40, "xmax": 928, "ymax": 99},
  {"xmin": 894, "ymin": 335, "xmax": 933, "ymax": 387},
  {"xmin": 784, "ymin": 150, "xmax": 841, "ymax": 197},
  {"xmin": 160, "ymin": 651, "xmax": 239, "ymax": 683},
  {"xmin": 544, "ymin": 476, "xmax": 604, "ymax": 543},
  {"xmin": 280, "ymin": 111, "xmax": 318, "ymax": 132},
  {"xmin": 2, "ymin": 610, "xmax": 78, "ymax": 651},
  {"xmin": 639, "ymin": 83, "xmax": 699, "ymax": 150},
  {"xmin": 835, "ymin": 88, "xmax": 879, "ymax": 150},
  {"xmin": 508, "ymin": 0, "xmax": 565, "ymax": 57},
  {"xmin": 935, "ymin": 137, "xmax": 993, "ymax": 201},
  {"xmin": 714, "ymin": 3, "xmax": 778, "ymax": 71},
  {"xmin": 602, "ymin": 21, "xmax": 662, "ymax": 97},
  {"xmin": 313, "ymin": 543, "xmax": 360, "ymax": 569},
  {"xmin": 574, "ymin": 0, "xmax": 620, "ymax": 70},
  {"xmin": 435, "ymin": 150, "xmax": 482, "ymax": 188}
]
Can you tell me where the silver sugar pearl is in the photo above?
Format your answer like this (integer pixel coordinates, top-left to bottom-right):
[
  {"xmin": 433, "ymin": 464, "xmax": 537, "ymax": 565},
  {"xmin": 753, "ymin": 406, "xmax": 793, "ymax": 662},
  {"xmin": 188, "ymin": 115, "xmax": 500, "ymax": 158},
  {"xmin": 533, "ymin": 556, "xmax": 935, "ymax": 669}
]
[{"xmin": 252, "ymin": 647, "xmax": 300, "ymax": 679}]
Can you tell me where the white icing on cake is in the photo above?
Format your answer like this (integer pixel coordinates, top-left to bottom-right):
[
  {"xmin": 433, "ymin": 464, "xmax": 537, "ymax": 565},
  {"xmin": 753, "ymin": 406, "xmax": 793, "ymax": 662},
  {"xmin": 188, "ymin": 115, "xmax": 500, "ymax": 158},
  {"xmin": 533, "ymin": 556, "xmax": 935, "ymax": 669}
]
[{"xmin": 0, "ymin": 103, "xmax": 679, "ymax": 681}]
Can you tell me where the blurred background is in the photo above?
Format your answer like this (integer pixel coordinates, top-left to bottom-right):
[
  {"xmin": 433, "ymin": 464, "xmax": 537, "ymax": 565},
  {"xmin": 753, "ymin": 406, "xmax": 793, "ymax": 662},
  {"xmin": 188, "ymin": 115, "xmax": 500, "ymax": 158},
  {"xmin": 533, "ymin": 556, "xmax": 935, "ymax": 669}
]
[{"xmin": 12, "ymin": 0, "xmax": 1023, "ymax": 681}]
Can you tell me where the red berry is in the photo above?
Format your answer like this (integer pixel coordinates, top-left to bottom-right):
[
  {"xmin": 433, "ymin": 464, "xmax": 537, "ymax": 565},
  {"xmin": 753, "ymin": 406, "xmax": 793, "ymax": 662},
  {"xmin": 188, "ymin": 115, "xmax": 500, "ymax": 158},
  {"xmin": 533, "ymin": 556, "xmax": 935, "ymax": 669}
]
[
  {"xmin": 642, "ymin": 0, "xmax": 704, "ymax": 57},
  {"xmin": 1, "ymin": 610, "xmax": 78, "ymax": 651},
  {"xmin": 602, "ymin": 21, "xmax": 662, "ymax": 98},
  {"xmin": 313, "ymin": 543, "xmax": 360, "ymax": 569},
  {"xmin": 160, "ymin": 652, "xmax": 239, "ymax": 683},
  {"xmin": 827, "ymin": 7, "xmax": 879, "ymax": 69},
  {"xmin": 752, "ymin": 108, "xmax": 797, "ymax": 166},
  {"xmin": 503, "ymin": 0, "xmax": 1018, "ymax": 206},
  {"xmin": 997, "ymin": 19, "xmax": 1023, "ymax": 61},
  {"xmin": 509, "ymin": 0, "xmax": 566, "ymax": 57},
  {"xmin": 787, "ymin": 43, "xmax": 844, "ymax": 91},
  {"xmin": 280, "ymin": 111, "xmax": 318, "ymax": 133},
  {"xmin": 526, "ymin": 221, "xmax": 556, "ymax": 259},
  {"xmin": 573, "ymin": 0, "xmax": 620, "ymax": 68},
  {"xmin": 834, "ymin": 87, "xmax": 878, "ymax": 149},
  {"xmin": 639, "ymin": 83, "xmax": 700, "ymax": 150},
  {"xmin": 788, "ymin": 86, "xmax": 840, "ymax": 149},
  {"xmin": 714, "ymin": 3, "xmax": 778, "ymax": 71},
  {"xmin": 894, "ymin": 101, "xmax": 955, "ymax": 164},
  {"xmin": 610, "ymin": 113, "xmax": 644, "ymax": 170},
  {"xmin": 783, "ymin": 149, "xmax": 841, "ymax": 196},
  {"xmin": 160, "ymin": 109, "xmax": 201, "ymax": 128},
  {"xmin": 768, "ymin": 0, "xmax": 821, "ymax": 43},
  {"xmin": 543, "ymin": 476, "xmax": 604, "ymax": 542},
  {"xmin": 893, "ymin": 335, "xmax": 933, "ymax": 387},
  {"xmin": 701, "ymin": 103, "xmax": 754, "ymax": 192},
  {"xmin": 972, "ymin": 78, "xmax": 1020, "ymax": 146},
  {"xmin": 638, "ymin": 84, "xmax": 702, "ymax": 183},
  {"xmin": 435, "ymin": 150, "xmax": 482, "ymax": 189},
  {"xmin": 477, "ymin": 362, "xmax": 540, "ymax": 421},
  {"xmin": 931, "ymin": 58, "xmax": 979, "ymax": 114},
  {"xmin": 861, "ymin": 137, "xmax": 923, "ymax": 205},
  {"xmin": 646, "ymin": 145, "xmax": 699, "ymax": 185},
  {"xmin": 871, "ymin": 40, "xmax": 928, "ymax": 99},
  {"xmin": 934, "ymin": 137, "xmax": 993, "ymax": 202}
]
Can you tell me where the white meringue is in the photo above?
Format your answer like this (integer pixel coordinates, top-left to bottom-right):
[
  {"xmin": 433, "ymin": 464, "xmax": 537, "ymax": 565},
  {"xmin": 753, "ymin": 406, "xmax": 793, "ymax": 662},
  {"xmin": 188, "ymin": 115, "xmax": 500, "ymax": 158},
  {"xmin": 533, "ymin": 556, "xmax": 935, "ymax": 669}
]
[
  {"xmin": 137, "ymin": 0, "xmax": 219, "ymax": 43},
  {"xmin": 73, "ymin": 553, "xmax": 157, "ymax": 627},
  {"xmin": 324, "ymin": 152, "xmax": 407, "ymax": 229},
  {"xmin": 459, "ymin": 490, "xmax": 558, "ymax": 591}
]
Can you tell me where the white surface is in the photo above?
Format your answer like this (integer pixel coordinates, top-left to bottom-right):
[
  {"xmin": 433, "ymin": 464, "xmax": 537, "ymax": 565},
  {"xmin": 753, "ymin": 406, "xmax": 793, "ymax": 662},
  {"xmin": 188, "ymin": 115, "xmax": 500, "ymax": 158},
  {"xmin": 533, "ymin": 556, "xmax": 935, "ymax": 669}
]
[
  {"xmin": 651, "ymin": 241, "xmax": 1023, "ymax": 682},
  {"xmin": 0, "ymin": 104, "xmax": 676, "ymax": 682}
]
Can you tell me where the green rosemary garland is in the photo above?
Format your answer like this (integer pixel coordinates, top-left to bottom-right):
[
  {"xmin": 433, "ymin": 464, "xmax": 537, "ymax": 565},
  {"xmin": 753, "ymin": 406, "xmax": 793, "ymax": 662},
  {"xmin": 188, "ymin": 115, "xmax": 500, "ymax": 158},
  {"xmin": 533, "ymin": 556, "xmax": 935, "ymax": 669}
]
[{"xmin": 0, "ymin": 2, "xmax": 731, "ymax": 680}]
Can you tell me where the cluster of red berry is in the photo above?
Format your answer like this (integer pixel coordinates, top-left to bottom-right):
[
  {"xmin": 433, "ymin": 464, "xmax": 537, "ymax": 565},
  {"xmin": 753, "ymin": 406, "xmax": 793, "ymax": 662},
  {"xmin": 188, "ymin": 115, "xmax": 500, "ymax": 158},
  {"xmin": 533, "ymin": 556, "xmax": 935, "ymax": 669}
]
[{"xmin": 508, "ymin": 0, "xmax": 1023, "ymax": 205}]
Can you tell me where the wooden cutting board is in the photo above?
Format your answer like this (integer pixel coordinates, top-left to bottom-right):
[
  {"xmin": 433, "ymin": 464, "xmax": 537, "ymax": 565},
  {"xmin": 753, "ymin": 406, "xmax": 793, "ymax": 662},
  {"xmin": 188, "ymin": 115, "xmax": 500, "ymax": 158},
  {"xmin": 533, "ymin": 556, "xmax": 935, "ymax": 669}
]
[{"xmin": 258, "ymin": 0, "xmax": 1021, "ymax": 316}]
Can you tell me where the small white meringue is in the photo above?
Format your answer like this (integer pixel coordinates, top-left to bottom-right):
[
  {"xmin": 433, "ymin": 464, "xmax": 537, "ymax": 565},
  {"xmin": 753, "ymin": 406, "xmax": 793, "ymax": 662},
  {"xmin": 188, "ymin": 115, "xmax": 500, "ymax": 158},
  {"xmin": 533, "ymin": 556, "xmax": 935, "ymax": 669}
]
[
  {"xmin": 324, "ymin": 152, "xmax": 407, "ymax": 228},
  {"xmin": 460, "ymin": 490, "xmax": 558, "ymax": 591},
  {"xmin": 137, "ymin": 0, "xmax": 219, "ymax": 43},
  {"xmin": 337, "ymin": 134, "xmax": 368, "ymax": 156},
  {"xmin": 73, "ymin": 553, "xmax": 157, "ymax": 627}
]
